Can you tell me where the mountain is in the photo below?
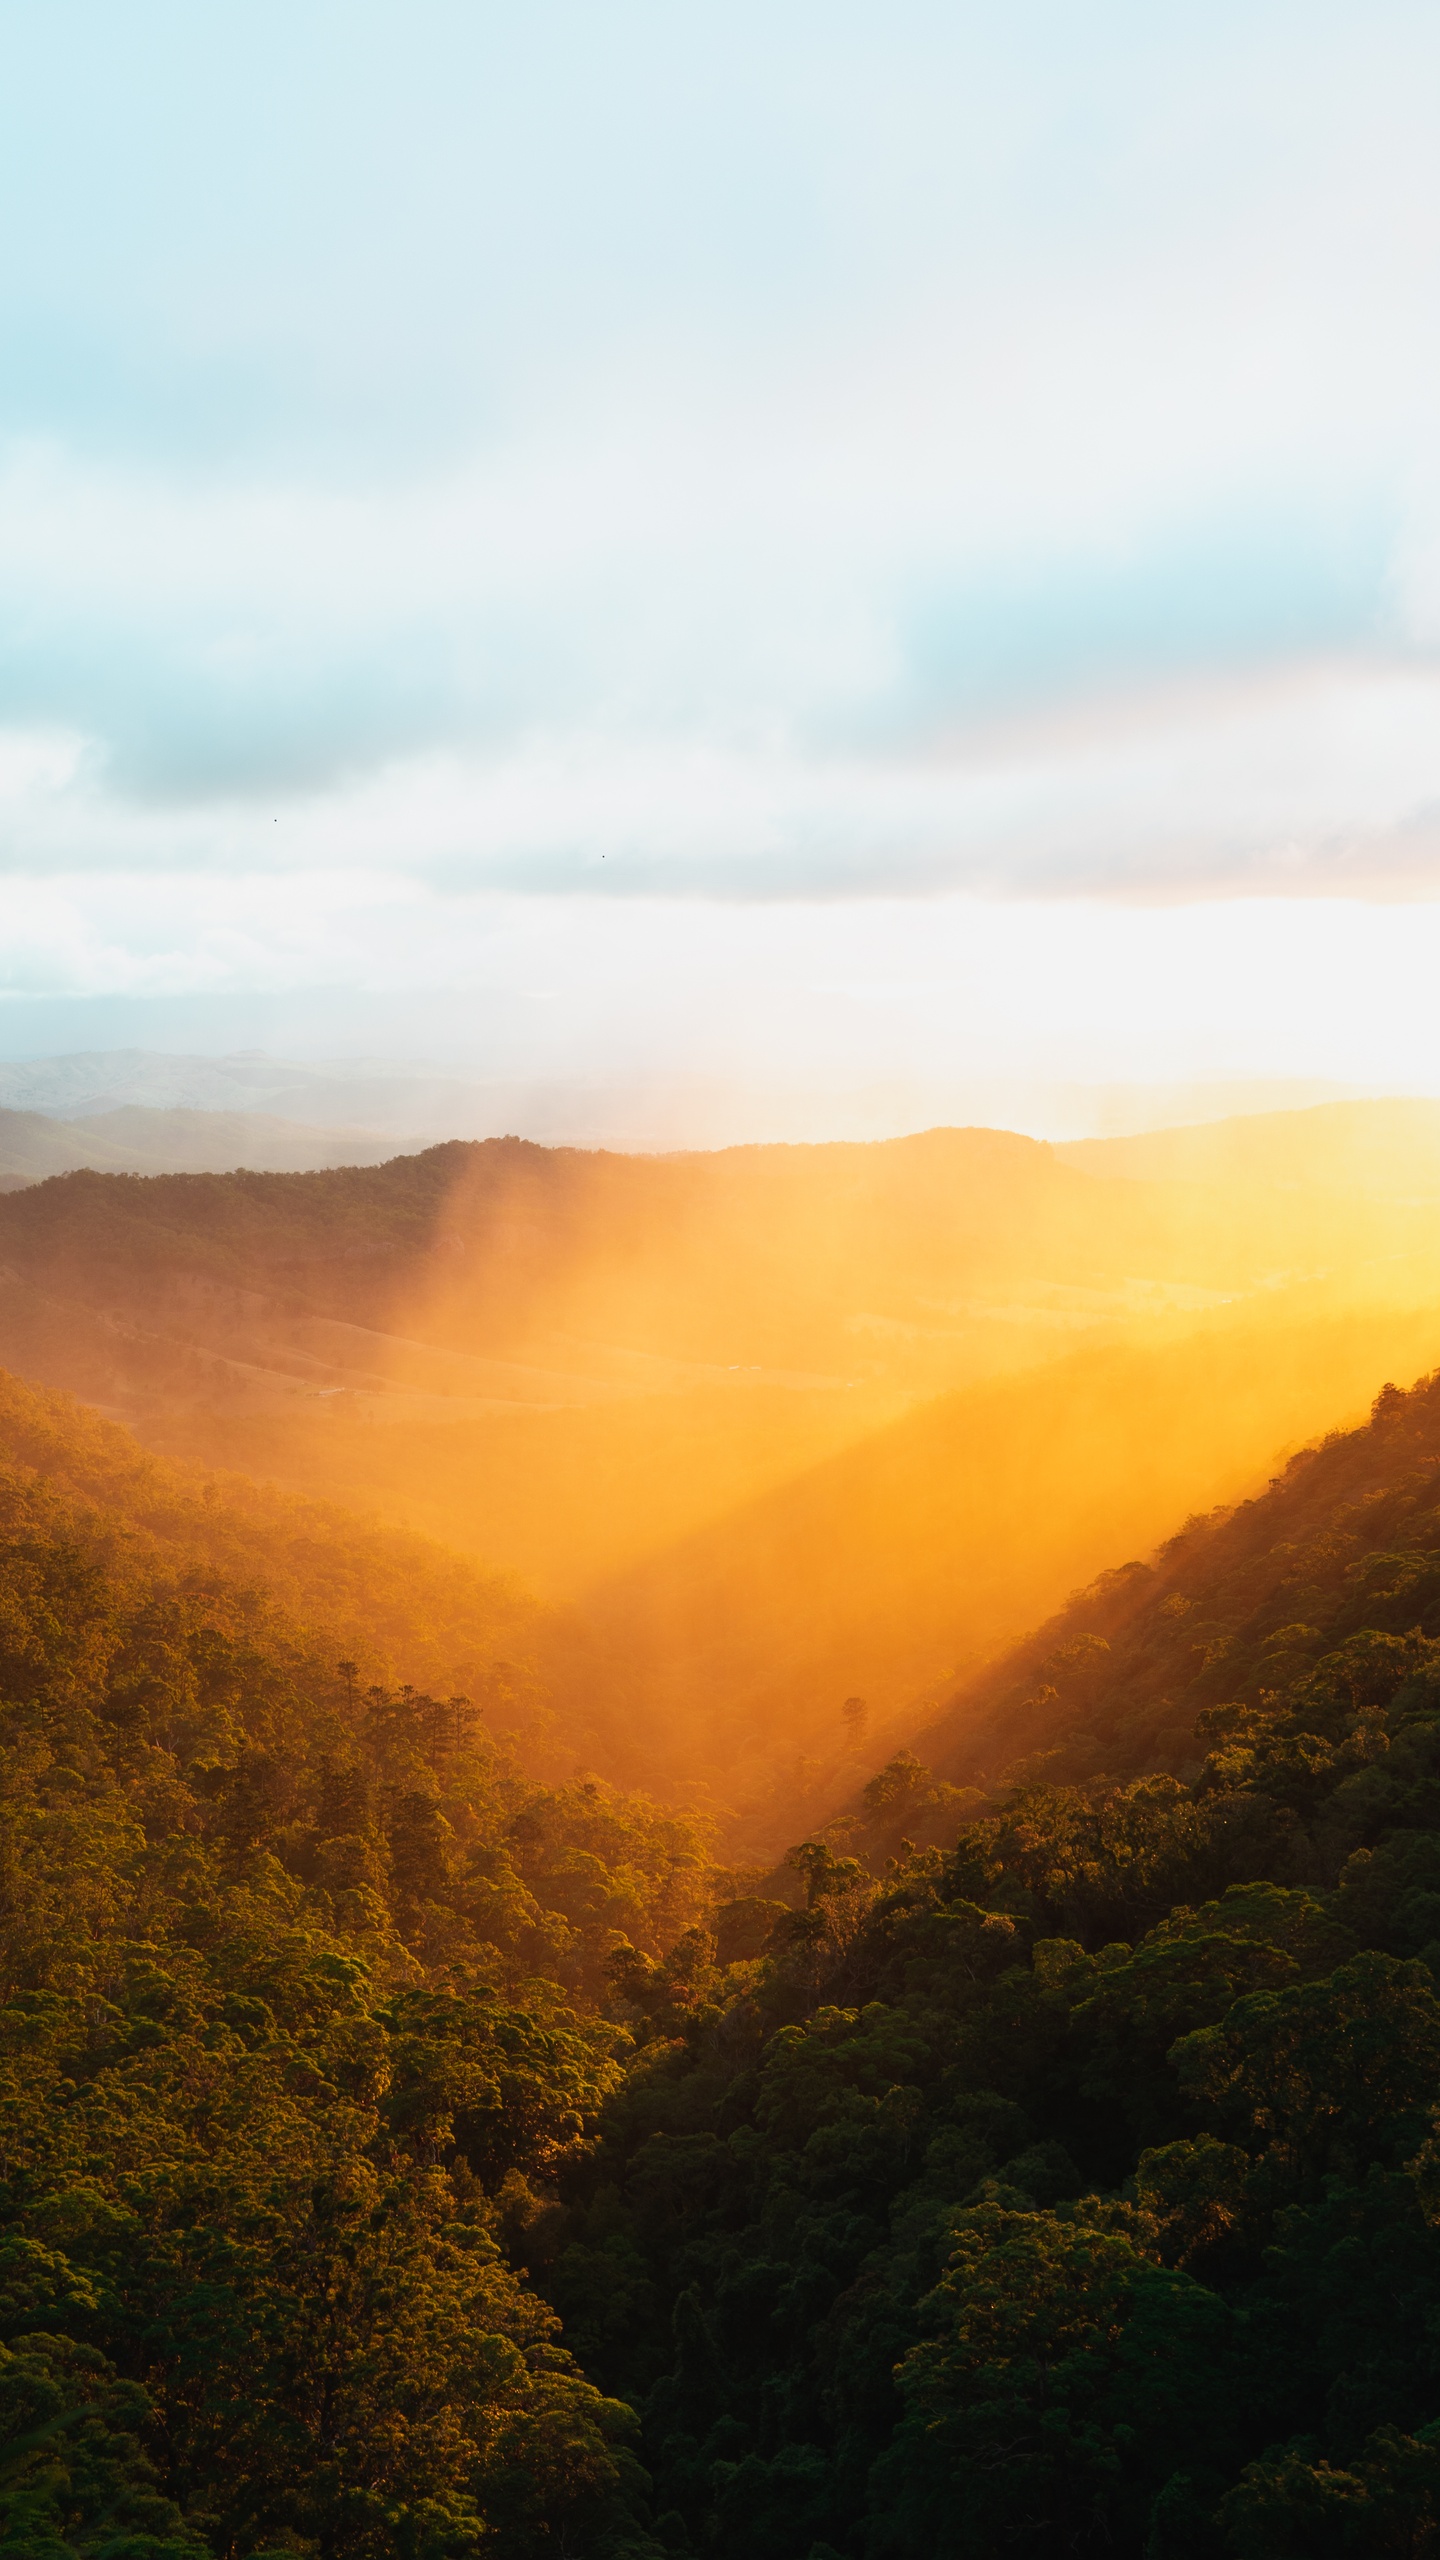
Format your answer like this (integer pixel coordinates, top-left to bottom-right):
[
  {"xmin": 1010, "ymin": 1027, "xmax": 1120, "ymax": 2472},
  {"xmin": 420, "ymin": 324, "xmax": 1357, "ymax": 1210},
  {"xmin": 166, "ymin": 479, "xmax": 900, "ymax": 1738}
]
[
  {"xmin": 0, "ymin": 1046, "xmax": 517, "ymax": 1136},
  {"xmin": 1, "ymin": 1122, "xmax": 1433, "ymax": 1578},
  {"xmin": 4, "ymin": 1117, "xmax": 1440, "ymax": 1830},
  {"xmin": 13, "ymin": 1132, "xmax": 1440, "ymax": 2549},
  {"xmin": 533, "ymin": 1361, "xmax": 1440, "ymax": 2558},
  {"xmin": 920, "ymin": 1351, "xmax": 1440, "ymax": 1793},
  {"xmin": 0, "ymin": 1101, "xmax": 402, "ymax": 1185},
  {"xmin": 1060, "ymin": 1093, "xmax": 1440, "ymax": 1200},
  {"xmin": 582, "ymin": 1297, "xmax": 1440, "ymax": 1835},
  {"xmin": 0, "ymin": 1363, "xmax": 561, "ymax": 1759}
]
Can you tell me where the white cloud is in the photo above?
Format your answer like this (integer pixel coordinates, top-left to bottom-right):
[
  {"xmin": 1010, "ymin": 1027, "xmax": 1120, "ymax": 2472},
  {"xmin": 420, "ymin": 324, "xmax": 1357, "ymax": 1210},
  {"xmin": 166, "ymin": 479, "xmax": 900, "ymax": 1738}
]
[
  {"xmin": 5, "ymin": 657, "xmax": 1440, "ymax": 904},
  {"xmin": 2, "ymin": 0, "xmax": 1440, "ymax": 1117}
]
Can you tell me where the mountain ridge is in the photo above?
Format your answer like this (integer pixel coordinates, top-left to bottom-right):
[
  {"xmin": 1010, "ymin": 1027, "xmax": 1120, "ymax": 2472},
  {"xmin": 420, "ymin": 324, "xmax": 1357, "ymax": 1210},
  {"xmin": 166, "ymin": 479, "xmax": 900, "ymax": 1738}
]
[{"xmin": 0, "ymin": 1100, "xmax": 407, "ymax": 1185}]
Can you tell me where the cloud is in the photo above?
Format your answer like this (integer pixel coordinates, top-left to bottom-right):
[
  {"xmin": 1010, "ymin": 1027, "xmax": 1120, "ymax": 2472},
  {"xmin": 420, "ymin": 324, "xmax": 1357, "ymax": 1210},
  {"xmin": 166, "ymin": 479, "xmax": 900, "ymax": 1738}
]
[
  {"xmin": 1, "ymin": 0, "xmax": 1439, "ymax": 917},
  {"xmin": 0, "ymin": 416, "xmax": 1428, "ymax": 901},
  {"xmin": 5, "ymin": 656, "xmax": 1440, "ymax": 905}
]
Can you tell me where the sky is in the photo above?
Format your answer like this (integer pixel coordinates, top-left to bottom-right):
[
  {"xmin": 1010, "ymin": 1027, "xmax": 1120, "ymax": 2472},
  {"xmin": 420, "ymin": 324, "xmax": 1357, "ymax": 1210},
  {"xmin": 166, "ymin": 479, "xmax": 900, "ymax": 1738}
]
[{"xmin": 2, "ymin": 0, "xmax": 1440, "ymax": 1131}]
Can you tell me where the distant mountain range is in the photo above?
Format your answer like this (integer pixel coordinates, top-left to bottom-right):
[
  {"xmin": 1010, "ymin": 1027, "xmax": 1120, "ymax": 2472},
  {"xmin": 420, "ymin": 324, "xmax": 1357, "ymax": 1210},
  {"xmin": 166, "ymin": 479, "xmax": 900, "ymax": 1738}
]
[
  {"xmin": 0, "ymin": 1103, "xmax": 406, "ymax": 1186},
  {"xmin": 0, "ymin": 1048, "xmax": 507, "ymax": 1139},
  {"xmin": 0, "ymin": 1048, "xmax": 1406, "ymax": 1158},
  {"xmin": 0, "ymin": 1049, "xmax": 795, "ymax": 1172},
  {"xmin": 0, "ymin": 1047, "xmax": 583, "ymax": 1183}
]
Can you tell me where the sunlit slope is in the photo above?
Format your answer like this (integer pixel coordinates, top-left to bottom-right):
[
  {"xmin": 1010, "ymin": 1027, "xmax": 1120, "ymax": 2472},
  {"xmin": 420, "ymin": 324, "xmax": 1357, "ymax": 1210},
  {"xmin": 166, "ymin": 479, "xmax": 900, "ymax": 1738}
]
[
  {"xmin": 912, "ymin": 1352, "xmax": 1440, "ymax": 1794},
  {"xmin": 1060, "ymin": 1095, "xmax": 1440, "ymax": 1197},
  {"xmin": 580, "ymin": 1296, "xmax": 1440, "ymax": 1822},
  {"xmin": 0, "ymin": 1122, "xmax": 1406, "ymax": 1399},
  {"xmin": 394, "ymin": 1123, "xmax": 1349, "ymax": 1378},
  {"xmin": 147, "ymin": 1383, "xmax": 900, "ymax": 1596},
  {"xmin": 0, "ymin": 1121, "xmax": 1431, "ymax": 1594},
  {"xmin": 0, "ymin": 1365, "xmax": 567, "ymax": 1762}
]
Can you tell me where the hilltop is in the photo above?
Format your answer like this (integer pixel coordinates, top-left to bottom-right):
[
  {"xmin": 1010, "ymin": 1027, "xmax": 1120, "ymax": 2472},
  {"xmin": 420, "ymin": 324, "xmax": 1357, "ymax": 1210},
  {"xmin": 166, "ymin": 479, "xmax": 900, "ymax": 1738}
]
[{"xmin": 1060, "ymin": 1094, "xmax": 1440, "ymax": 1198}]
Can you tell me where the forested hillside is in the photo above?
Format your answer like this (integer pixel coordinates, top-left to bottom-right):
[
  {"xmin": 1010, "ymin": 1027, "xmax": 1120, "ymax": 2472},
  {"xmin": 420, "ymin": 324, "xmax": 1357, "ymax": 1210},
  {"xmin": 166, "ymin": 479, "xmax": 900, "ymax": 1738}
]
[
  {"xmin": 0, "ymin": 1396, "xmax": 711, "ymax": 2555},
  {"xmin": 14, "ymin": 1337, "xmax": 1440, "ymax": 2544},
  {"xmin": 585, "ymin": 1300, "xmax": 1440, "ymax": 1835},
  {"xmin": 923, "ymin": 1359, "xmax": 1440, "ymax": 1792},
  {"xmin": 0, "ymin": 1370, "xmax": 570, "ymax": 1767},
  {"xmin": 519, "ymin": 1367, "xmax": 1440, "ymax": 2554}
]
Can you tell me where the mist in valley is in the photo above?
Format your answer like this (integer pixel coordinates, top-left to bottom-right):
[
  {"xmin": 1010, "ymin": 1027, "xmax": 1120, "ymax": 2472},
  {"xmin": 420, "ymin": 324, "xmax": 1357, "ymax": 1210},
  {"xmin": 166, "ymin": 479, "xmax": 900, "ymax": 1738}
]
[{"xmin": 5, "ymin": 1100, "xmax": 1440, "ymax": 1852}]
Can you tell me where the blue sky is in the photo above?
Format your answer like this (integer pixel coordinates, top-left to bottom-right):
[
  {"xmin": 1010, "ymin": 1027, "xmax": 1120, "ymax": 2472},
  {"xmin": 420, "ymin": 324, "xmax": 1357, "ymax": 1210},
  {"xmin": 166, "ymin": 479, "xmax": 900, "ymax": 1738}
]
[{"xmin": 2, "ymin": 1, "xmax": 1440, "ymax": 1115}]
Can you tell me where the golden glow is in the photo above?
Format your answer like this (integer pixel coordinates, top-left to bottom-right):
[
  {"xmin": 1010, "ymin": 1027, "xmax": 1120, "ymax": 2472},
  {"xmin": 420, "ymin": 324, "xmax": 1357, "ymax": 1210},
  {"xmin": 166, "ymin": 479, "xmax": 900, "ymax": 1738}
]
[{"xmin": 4, "ymin": 1099, "xmax": 1440, "ymax": 1840}]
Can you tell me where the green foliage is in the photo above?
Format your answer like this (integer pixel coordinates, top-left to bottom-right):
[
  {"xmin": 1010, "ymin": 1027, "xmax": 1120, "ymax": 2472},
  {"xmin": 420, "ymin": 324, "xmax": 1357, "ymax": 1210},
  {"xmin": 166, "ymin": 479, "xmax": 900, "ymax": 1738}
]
[
  {"xmin": 0, "ymin": 2326, "xmax": 207, "ymax": 2559},
  {"xmin": 1170, "ymin": 1949, "xmax": 1440, "ymax": 2181},
  {"xmin": 877, "ymin": 2203, "xmax": 1236, "ymax": 2554},
  {"xmin": 0, "ymin": 1392, "xmax": 716, "ymax": 2554},
  {"xmin": 1219, "ymin": 2426, "xmax": 1440, "ymax": 2557},
  {"xmin": 0, "ymin": 1363, "xmax": 555, "ymax": 1756},
  {"xmin": 23, "ymin": 1350, "xmax": 1440, "ymax": 2550},
  {"xmin": 528, "ymin": 1370, "xmax": 1440, "ymax": 2556}
]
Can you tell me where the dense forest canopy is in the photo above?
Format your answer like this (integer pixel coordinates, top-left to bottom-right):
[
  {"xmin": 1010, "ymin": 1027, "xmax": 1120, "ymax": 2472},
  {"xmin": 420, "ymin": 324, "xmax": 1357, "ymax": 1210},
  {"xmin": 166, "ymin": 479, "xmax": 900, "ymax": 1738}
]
[
  {"xmin": 0, "ymin": 1371, "xmax": 560, "ymax": 1761},
  {"xmin": 0, "ymin": 1377, "xmax": 712, "ymax": 2555},
  {"xmin": 530, "ymin": 1368, "xmax": 1440, "ymax": 2554},
  {"xmin": 11, "ymin": 1353, "xmax": 1440, "ymax": 2545}
]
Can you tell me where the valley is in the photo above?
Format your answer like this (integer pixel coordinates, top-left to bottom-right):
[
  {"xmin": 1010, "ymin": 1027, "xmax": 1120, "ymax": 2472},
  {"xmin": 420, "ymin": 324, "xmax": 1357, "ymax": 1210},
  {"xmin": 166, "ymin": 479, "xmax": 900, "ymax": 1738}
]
[
  {"xmin": 4, "ymin": 1101, "xmax": 1440, "ymax": 1845},
  {"xmin": 6, "ymin": 1097, "xmax": 1440, "ymax": 2552}
]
